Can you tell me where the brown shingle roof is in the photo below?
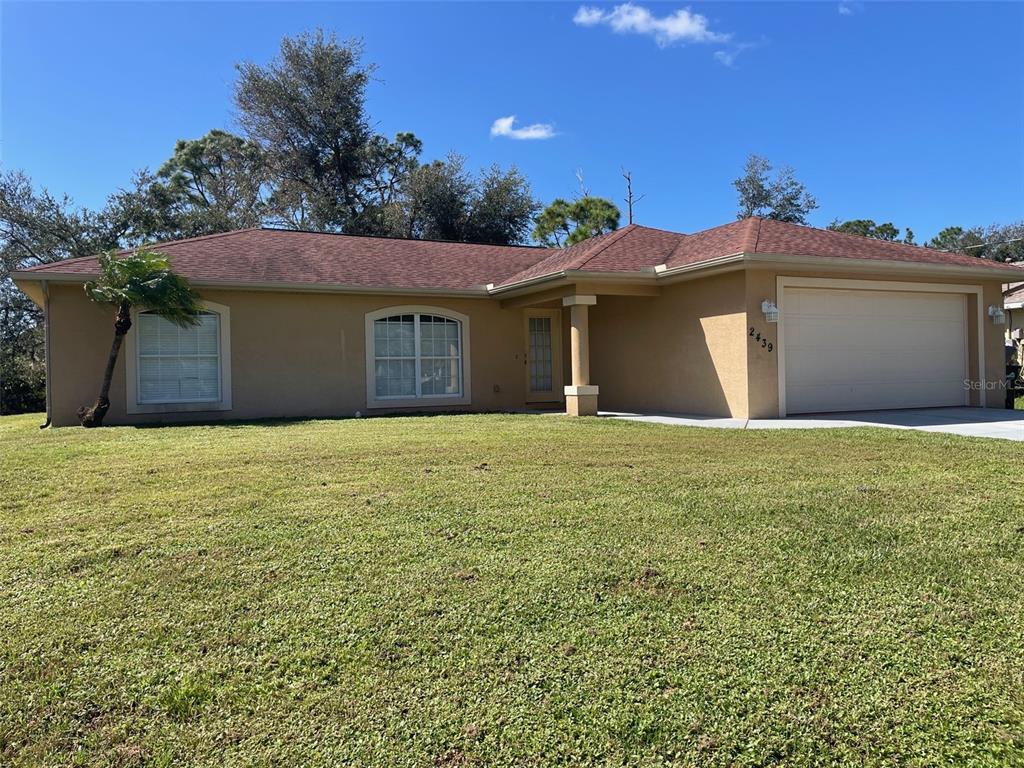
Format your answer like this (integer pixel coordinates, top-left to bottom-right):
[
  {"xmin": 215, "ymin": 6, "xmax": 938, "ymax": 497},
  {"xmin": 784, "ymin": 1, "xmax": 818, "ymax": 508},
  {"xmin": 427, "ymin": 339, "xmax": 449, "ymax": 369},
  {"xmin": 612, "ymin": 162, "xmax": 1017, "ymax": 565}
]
[
  {"xmin": 499, "ymin": 218, "xmax": 1024, "ymax": 286},
  {"xmin": 663, "ymin": 218, "xmax": 1024, "ymax": 273},
  {"xmin": 663, "ymin": 218, "xmax": 760, "ymax": 268},
  {"xmin": 22, "ymin": 228, "xmax": 549, "ymax": 292},
  {"xmin": 747, "ymin": 218, "xmax": 1022, "ymax": 271},
  {"xmin": 495, "ymin": 224, "xmax": 684, "ymax": 286},
  {"xmin": 19, "ymin": 218, "xmax": 1024, "ymax": 294}
]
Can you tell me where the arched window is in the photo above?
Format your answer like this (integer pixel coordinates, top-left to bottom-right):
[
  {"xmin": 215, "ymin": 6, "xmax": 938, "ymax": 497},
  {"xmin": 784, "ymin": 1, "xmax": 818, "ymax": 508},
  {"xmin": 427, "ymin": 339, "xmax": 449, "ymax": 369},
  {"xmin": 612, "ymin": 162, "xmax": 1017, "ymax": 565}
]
[{"xmin": 365, "ymin": 307, "xmax": 470, "ymax": 407}]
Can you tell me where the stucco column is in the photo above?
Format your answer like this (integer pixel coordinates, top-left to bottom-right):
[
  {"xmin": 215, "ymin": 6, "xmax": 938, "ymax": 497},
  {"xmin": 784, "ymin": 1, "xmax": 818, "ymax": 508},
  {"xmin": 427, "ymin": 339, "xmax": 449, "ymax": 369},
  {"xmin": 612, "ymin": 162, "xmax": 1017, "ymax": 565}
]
[{"xmin": 563, "ymin": 295, "xmax": 598, "ymax": 416}]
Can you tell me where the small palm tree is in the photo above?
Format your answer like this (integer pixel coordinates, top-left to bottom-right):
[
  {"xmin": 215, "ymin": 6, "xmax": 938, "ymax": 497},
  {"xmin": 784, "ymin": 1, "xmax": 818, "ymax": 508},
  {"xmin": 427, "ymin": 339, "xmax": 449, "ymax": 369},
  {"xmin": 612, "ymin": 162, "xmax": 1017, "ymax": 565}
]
[{"xmin": 78, "ymin": 248, "xmax": 202, "ymax": 428}]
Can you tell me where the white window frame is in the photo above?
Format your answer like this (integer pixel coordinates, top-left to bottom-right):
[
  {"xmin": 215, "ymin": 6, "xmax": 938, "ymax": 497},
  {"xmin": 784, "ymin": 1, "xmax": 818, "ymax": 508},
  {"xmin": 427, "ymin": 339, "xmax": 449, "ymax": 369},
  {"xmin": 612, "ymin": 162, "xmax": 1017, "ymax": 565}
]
[
  {"xmin": 364, "ymin": 305, "xmax": 471, "ymax": 409},
  {"xmin": 124, "ymin": 300, "xmax": 232, "ymax": 414}
]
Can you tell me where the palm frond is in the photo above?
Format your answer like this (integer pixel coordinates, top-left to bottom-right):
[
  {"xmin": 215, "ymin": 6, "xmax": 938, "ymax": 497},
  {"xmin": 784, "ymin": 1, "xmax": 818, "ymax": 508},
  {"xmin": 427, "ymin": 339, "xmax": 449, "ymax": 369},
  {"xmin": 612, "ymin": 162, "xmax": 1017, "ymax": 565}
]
[{"xmin": 84, "ymin": 247, "xmax": 202, "ymax": 327}]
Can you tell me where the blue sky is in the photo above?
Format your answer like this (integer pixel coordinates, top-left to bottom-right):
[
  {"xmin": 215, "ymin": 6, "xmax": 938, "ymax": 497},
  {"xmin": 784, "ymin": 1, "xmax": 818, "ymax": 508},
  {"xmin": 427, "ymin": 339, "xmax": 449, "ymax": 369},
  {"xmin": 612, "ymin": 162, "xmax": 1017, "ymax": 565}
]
[{"xmin": 3, "ymin": 1, "xmax": 1022, "ymax": 241}]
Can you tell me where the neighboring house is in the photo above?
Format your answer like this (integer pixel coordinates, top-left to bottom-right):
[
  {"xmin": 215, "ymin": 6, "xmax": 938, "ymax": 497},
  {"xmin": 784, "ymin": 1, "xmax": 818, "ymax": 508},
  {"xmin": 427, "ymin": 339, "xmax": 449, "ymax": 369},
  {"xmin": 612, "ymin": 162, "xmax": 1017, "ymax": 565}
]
[
  {"xmin": 13, "ymin": 217, "xmax": 1024, "ymax": 427},
  {"xmin": 1005, "ymin": 279, "xmax": 1024, "ymax": 364}
]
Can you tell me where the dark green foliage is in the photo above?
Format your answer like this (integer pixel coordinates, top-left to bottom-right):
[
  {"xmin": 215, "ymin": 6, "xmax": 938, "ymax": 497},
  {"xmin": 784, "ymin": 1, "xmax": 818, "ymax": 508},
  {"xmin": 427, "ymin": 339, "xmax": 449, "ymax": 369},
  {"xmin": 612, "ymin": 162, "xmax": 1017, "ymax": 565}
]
[
  {"xmin": 398, "ymin": 155, "xmax": 539, "ymax": 244},
  {"xmin": 733, "ymin": 154, "xmax": 818, "ymax": 224},
  {"xmin": 0, "ymin": 351, "xmax": 44, "ymax": 414},
  {"xmin": 138, "ymin": 130, "xmax": 268, "ymax": 240},
  {"xmin": 401, "ymin": 154, "xmax": 475, "ymax": 241},
  {"xmin": 464, "ymin": 164, "xmax": 540, "ymax": 246},
  {"xmin": 533, "ymin": 196, "xmax": 621, "ymax": 248},
  {"xmin": 232, "ymin": 31, "xmax": 539, "ymax": 243},
  {"xmin": 235, "ymin": 30, "xmax": 375, "ymax": 231},
  {"xmin": 827, "ymin": 218, "xmax": 914, "ymax": 243},
  {"xmin": 927, "ymin": 222, "xmax": 1024, "ymax": 263},
  {"xmin": 233, "ymin": 30, "xmax": 433, "ymax": 235}
]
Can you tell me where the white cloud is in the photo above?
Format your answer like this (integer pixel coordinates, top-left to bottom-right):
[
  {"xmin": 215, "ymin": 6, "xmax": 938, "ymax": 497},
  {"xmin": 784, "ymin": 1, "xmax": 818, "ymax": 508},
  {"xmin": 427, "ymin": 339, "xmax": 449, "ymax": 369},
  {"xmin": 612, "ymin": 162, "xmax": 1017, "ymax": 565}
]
[
  {"xmin": 573, "ymin": 3, "xmax": 730, "ymax": 47},
  {"xmin": 573, "ymin": 6, "xmax": 605, "ymax": 26},
  {"xmin": 713, "ymin": 40, "xmax": 760, "ymax": 69},
  {"xmin": 713, "ymin": 50, "xmax": 738, "ymax": 67},
  {"xmin": 490, "ymin": 115, "xmax": 556, "ymax": 141},
  {"xmin": 838, "ymin": 2, "xmax": 863, "ymax": 16}
]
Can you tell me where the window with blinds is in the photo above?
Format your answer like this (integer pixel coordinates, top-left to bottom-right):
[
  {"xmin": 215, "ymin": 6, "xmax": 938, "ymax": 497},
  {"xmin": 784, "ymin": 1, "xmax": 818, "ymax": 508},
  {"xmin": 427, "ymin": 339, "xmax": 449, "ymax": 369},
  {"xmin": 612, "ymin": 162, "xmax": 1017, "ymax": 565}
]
[
  {"xmin": 373, "ymin": 313, "xmax": 462, "ymax": 399},
  {"xmin": 136, "ymin": 312, "xmax": 221, "ymax": 403}
]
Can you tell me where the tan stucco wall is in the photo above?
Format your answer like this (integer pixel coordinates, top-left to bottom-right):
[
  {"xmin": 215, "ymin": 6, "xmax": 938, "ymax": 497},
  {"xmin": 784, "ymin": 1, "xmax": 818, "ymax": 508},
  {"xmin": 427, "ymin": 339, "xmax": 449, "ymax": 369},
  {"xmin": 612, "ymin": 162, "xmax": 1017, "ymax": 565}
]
[
  {"xmin": 35, "ymin": 265, "xmax": 1012, "ymax": 427},
  {"xmin": 588, "ymin": 271, "xmax": 750, "ymax": 417},
  {"xmin": 743, "ymin": 268, "xmax": 1009, "ymax": 417},
  {"xmin": 45, "ymin": 284, "xmax": 532, "ymax": 426}
]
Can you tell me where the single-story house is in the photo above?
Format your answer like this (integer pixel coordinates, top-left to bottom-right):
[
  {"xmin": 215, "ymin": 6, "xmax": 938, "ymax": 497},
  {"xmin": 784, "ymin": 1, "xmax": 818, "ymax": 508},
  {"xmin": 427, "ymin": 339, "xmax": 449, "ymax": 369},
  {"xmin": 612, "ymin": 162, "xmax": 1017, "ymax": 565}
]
[{"xmin": 13, "ymin": 217, "xmax": 1024, "ymax": 427}]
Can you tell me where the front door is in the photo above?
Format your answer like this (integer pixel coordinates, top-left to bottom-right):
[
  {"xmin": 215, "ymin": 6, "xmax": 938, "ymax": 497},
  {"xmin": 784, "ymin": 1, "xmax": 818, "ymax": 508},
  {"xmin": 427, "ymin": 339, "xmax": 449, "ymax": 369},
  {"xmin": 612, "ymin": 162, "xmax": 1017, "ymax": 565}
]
[{"xmin": 524, "ymin": 309, "xmax": 563, "ymax": 402}]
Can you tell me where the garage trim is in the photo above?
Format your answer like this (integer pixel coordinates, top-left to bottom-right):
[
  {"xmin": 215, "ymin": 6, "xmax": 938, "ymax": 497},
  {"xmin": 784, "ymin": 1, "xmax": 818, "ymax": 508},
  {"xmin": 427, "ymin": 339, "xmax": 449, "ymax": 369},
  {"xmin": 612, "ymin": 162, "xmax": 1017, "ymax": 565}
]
[{"xmin": 776, "ymin": 277, "xmax": 985, "ymax": 417}]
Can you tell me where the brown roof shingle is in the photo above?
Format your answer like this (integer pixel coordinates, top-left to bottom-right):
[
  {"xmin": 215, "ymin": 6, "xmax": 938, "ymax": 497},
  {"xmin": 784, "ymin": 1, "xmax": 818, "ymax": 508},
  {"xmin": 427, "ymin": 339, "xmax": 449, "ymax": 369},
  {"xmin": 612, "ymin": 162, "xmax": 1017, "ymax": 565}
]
[
  {"xmin": 663, "ymin": 218, "xmax": 760, "ymax": 268},
  {"xmin": 495, "ymin": 225, "xmax": 684, "ymax": 286},
  {"xmin": 19, "ymin": 218, "xmax": 1024, "ymax": 293},
  {"xmin": 22, "ymin": 228, "xmax": 549, "ymax": 292},
  {"xmin": 747, "ymin": 218, "xmax": 1022, "ymax": 271}
]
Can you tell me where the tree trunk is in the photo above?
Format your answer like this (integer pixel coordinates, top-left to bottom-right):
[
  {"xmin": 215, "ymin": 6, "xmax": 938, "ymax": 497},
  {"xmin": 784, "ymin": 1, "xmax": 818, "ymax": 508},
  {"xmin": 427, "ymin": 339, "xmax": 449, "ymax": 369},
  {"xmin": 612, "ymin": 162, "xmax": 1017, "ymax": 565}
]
[{"xmin": 78, "ymin": 301, "xmax": 132, "ymax": 428}]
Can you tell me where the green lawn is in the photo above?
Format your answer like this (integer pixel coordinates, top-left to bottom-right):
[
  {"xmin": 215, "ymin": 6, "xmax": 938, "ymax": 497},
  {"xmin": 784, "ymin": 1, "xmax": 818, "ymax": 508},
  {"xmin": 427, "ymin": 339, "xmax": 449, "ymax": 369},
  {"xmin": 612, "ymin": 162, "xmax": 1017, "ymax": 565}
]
[{"xmin": 2, "ymin": 413, "xmax": 1023, "ymax": 767}]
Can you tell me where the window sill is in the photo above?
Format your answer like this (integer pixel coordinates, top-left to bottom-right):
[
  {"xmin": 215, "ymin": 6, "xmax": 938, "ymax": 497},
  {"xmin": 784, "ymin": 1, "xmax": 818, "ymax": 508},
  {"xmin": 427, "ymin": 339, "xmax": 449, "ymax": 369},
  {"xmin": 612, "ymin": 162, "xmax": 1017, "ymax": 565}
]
[
  {"xmin": 127, "ymin": 401, "xmax": 232, "ymax": 415},
  {"xmin": 366, "ymin": 394, "xmax": 471, "ymax": 410}
]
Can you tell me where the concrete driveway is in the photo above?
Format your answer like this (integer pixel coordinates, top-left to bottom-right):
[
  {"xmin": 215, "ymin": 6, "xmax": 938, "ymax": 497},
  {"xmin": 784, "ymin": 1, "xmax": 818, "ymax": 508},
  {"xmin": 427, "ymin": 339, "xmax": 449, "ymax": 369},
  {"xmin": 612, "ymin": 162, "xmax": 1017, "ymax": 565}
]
[{"xmin": 605, "ymin": 407, "xmax": 1024, "ymax": 441}]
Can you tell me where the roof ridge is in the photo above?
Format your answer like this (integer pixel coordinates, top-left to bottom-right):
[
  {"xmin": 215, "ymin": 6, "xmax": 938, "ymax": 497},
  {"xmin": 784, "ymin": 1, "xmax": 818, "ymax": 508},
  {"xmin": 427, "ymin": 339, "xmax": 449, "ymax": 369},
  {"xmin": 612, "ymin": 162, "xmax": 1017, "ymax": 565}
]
[
  {"xmin": 567, "ymin": 224, "xmax": 638, "ymax": 271},
  {"xmin": 23, "ymin": 252, "xmax": 103, "ymax": 271},
  {"xmin": 685, "ymin": 218, "xmax": 755, "ymax": 237},
  {"xmin": 259, "ymin": 226, "xmax": 547, "ymax": 250},
  {"xmin": 755, "ymin": 217, "xmax": 945, "ymax": 255},
  {"xmin": 21, "ymin": 229, "xmax": 262, "ymax": 273},
  {"xmin": 626, "ymin": 223, "xmax": 686, "ymax": 236},
  {"xmin": 663, "ymin": 218, "xmax": 749, "ymax": 265},
  {"xmin": 127, "ymin": 227, "xmax": 264, "ymax": 253},
  {"xmin": 751, "ymin": 217, "xmax": 763, "ymax": 252}
]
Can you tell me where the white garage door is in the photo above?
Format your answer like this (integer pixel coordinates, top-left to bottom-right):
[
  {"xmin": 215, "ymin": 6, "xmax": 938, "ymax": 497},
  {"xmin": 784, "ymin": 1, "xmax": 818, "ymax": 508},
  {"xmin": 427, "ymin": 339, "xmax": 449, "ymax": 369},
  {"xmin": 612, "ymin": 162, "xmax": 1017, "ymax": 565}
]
[{"xmin": 783, "ymin": 287, "xmax": 968, "ymax": 414}]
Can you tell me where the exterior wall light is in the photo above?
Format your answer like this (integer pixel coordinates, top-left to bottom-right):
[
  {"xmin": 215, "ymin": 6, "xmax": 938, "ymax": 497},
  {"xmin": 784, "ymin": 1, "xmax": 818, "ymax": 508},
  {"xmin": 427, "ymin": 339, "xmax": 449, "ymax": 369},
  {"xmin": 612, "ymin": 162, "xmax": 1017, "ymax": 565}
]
[
  {"xmin": 761, "ymin": 299, "xmax": 779, "ymax": 323},
  {"xmin": 988, "ymin": 305, "xmax": 1005, "ymax": 325}
]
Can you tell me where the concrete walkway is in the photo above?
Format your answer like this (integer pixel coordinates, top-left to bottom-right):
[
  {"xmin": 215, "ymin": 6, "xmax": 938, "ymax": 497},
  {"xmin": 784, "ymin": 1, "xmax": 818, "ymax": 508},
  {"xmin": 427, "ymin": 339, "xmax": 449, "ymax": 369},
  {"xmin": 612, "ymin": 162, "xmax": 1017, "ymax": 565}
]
[{"xmin": 604, "ymin": 407, "xmax": 1024, "ymax": 441}]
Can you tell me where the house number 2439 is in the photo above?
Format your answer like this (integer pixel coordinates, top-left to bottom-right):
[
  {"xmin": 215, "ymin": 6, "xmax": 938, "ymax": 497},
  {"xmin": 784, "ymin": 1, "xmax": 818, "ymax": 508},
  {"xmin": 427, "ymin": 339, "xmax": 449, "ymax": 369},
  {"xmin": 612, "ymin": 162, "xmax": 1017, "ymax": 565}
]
[{"xmin": 749, "ymin": 327, "xmax": 774, "ymax": 353}]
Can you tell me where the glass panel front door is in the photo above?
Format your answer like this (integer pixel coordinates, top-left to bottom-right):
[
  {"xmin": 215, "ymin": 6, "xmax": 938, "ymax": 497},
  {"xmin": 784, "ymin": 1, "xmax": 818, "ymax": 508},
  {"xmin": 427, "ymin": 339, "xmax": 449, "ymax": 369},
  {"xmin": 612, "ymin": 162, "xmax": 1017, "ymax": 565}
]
[
  {"xmin": 528, "ymin": 316, "xmax": 553, "ymax": 392},
  {"xmin": 525, "ymin": 310, "xmax": 561, "ymax": 402}
]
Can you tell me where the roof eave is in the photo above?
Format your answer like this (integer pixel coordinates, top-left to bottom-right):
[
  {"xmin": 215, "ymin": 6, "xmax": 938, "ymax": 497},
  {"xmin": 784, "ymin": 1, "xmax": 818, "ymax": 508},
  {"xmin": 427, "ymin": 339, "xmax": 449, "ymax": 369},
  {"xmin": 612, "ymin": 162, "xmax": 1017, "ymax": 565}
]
[
  {"xmin": 487, "ymin": 268, "xmax": 659, "ymax": 296},
  {"xmin": 495, "ymin": 250, "xmax": 1023, "ymax": 292},
  {"xmin": 15, "ymin": 249, "xmax": 1019, "ymax": 302},
  {"xmin": 653, "ymin": 252, "xmax": 745, "ymax": 278},
  {"xmin": 10, "ymin": 272, "xmax": 490, "ymax": 298},
  {"xmin": 744, "ymin": 252, "xmax": 1024, "ymax": 278}
]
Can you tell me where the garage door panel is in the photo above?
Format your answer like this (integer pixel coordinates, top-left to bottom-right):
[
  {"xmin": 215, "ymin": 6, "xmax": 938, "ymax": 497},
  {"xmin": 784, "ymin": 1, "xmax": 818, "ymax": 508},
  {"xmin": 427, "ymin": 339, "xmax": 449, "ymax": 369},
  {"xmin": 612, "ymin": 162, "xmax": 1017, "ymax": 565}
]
[
  {"xmin": 783, "ymin": 287, "xmax": 967, "ymax": 414},
  {"xmin": 787, "ymin": 348, "xmax": 960, "ymax": 385},
  {"xmin": 786, "ymin": 379, "xmax": 967, "ymax": 413},
  {"xmin": 788, "ymin": 344, "xmax": 964, "ymax": 380}
]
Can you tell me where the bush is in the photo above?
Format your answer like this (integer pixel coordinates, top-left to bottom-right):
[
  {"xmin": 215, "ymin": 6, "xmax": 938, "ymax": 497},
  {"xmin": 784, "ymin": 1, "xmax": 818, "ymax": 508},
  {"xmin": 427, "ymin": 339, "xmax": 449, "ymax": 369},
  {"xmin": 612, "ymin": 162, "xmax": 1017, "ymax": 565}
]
[{"xmin": 0, "ymin": 350, "xmax": 45, "ymax": 415}]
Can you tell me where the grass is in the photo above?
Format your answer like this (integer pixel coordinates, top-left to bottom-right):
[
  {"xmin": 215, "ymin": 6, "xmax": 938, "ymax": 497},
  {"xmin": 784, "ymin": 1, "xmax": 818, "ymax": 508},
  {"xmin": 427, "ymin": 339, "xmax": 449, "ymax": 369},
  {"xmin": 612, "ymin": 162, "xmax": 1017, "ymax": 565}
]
[
  {"xmin": 1016, "ymin": 394, "xmax": 1023, "ymax": 410},
  {"xmin": 1, "ymin": 412, "xmax": 1023, "ymax": 767}
]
